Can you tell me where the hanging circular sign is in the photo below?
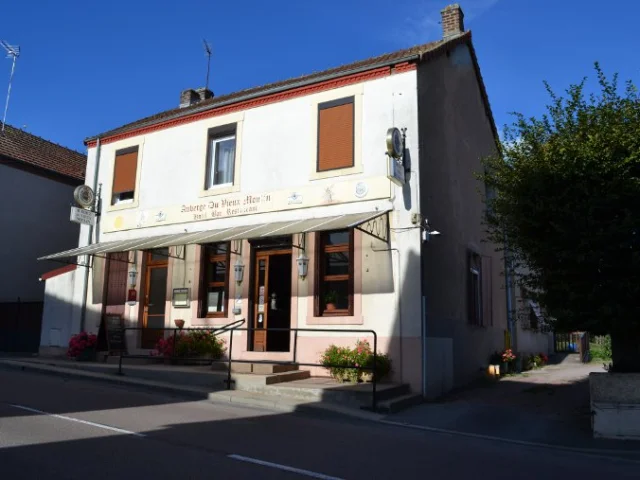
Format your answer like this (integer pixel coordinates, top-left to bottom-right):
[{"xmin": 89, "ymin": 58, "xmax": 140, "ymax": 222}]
[
  {"xmin": 73, "ymin": 185, "xmax": 95, "ymax": 209},
  {"xmin": 386, "ymin": 127, "xmax": 404, "ymax": 159}
]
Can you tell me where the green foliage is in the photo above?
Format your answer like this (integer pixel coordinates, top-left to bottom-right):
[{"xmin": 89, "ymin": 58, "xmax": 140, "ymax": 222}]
[
  {"xmin": 320, "ymin": 340, "xmax": 392, "ymax": 382},
  {"xmin": 590, "ymin": 335, "xmax": 612, "ymax": 361},
  {"xmin": 481, "ymin": 64, "xmax": 640, "ymax": 371}
]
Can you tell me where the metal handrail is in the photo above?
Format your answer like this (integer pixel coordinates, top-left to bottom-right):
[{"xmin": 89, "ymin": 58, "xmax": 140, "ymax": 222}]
[{"xmin": 116, "ymin": 325, "xmax": 379, "ymax": 411}]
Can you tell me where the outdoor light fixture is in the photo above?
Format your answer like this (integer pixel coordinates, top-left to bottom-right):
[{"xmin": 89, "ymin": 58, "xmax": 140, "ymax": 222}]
[
  {"xmin": 128, "ymin": 263, "xmax": 138, "ymax": 287},
  {"xmin": 297, "ymin": 252, "xmax": 309, "ymax": 279},
  {"xmin": 234, "ymin": 257, "xmax": 245, "ymax": 284}
]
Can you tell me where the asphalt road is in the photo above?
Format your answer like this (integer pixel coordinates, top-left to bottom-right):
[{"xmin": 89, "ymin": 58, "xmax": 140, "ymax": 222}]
[{"xmin": 0, "ymin": 368, "xmax": 638, "ymax": 480}]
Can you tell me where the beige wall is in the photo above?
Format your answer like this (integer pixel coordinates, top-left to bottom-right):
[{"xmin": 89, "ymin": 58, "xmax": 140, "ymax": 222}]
[{"xmin": 417, "ymin": 43, "xmax": 507, "ymax": 389}]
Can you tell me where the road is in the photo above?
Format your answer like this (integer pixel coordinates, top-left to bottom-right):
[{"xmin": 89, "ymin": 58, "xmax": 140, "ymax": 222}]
[{"xmin": 0, "ymin": 368, "xmax": 637, "ymax": 479}]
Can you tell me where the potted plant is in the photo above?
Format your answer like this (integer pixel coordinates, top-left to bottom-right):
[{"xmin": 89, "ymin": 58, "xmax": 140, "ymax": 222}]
[
  {"xmin": 67, "ymin": 332, "xmax": 98, "ymax": 361},
  {"xmin": 324, "ymin": 290, "xmax": 338, "ymax": 311},
  {"xmin": 501, "ymin": 348, "xmax": 516, "ymax": 374}
]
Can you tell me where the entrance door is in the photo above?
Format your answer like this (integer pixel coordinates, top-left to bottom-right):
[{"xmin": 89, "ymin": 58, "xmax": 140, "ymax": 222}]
[
  {"xmin": 252, "ymin": 250, "xmax": 292, "ymax": 352},
  {"xmin": 141, "ymin": 249, "xmax": 168, "ymax": 349}
]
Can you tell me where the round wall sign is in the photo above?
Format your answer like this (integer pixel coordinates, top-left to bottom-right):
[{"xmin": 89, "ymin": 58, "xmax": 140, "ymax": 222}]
[
  {"xmin": 73, "ymin": 185, "xmax": 95, "ymax": 209},
  {"xmin": 354, "ymin": 182, "xmax": 369, "ymax": 198}
]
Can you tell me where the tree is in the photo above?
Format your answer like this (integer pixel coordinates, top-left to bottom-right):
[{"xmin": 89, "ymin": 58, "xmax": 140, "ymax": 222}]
[{"xmin": 482, "ymin": 65, "xmax": 640, "ymax": 372}]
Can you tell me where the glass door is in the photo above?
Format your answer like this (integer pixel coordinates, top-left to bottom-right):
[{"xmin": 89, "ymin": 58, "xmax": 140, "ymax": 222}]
[{"xmin": 252, "ymin": 255, "xmax": 269, "ymax": 351}]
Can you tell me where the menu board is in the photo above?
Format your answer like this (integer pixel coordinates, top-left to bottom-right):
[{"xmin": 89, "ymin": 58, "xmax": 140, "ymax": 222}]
[{"xmin": 104, "ymin": 314, "xmax": 127, "ymax": 354}]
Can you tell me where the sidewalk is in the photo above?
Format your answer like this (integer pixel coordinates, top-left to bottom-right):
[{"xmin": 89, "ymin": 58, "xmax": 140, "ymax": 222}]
[{"xmin": 383, "ymin": 355, "xmax": 640, "ymax": 456}]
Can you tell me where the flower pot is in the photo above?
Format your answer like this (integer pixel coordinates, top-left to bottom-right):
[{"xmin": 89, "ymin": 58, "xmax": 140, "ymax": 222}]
[
  {"xmin": 325, "ymin": 303, "xmax": 336, "ymax": 312},
  {"xmin": 76, "ymin": 347, "xmax": 97, "ymax": 362},
  {"xmin": 174, "ymin": 319, "xmax": 185, "ymax": 330},
  {"xmin": 501, "ymin": 362, "xmax": 509, "ymax": 375},
  {"xmin": 361, "ymin": 371, "xmax": 374, "ymax": 383}
]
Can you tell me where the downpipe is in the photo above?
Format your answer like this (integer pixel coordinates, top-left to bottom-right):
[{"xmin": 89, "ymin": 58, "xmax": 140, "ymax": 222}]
[{"xmin": 79, "ymin": 138, "xmax": 101, "ymax": 332}]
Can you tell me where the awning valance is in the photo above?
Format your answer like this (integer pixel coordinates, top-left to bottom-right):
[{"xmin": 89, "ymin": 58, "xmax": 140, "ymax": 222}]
[{"xmin": 38, "ymin": 210, "xmax": 389, "ymax": 262}]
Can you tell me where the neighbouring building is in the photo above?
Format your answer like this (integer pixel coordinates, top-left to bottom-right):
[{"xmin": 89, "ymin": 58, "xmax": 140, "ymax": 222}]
[
  {"xmin": 39, "ymin": 4, "xmax": 551, "ymax": 396},
  {"xmin": 0, "ymin": 123, "xmax": 86, "ymax": 353}
]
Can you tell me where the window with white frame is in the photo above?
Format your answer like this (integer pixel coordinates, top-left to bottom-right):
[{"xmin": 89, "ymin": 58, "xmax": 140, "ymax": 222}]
[{"xmin": 205, "ymin": 125, "xmax": 236, "ymax": 189}]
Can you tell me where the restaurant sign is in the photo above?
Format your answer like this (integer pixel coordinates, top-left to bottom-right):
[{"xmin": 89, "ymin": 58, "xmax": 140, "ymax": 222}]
[{"xmin": 104, "ymin": 176, "xmax": 391, "ymax": 233}]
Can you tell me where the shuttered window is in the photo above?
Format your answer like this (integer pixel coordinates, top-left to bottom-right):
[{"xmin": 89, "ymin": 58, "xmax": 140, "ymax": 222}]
[
  {"xmin": 111, "ymin": 147, "xmax": 138, "ymax": 205},
  {"xmin": 317, "ymin": 97, "xmax": 354, "ymax": 172}
]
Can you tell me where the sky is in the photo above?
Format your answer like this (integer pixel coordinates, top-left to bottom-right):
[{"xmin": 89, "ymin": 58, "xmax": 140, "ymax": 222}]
[{"xmin": 1, "ymin": 0, "xmax": 639, "ymax": 152}]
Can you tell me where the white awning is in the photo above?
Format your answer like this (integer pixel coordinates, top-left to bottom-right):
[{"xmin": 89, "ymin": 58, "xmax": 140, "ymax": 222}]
[{"xmin": 38, "ymin": 210, "xmax": 389, "ymax": 261}]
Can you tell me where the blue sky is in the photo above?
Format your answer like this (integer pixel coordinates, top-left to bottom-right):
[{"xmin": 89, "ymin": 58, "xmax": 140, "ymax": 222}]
[{"xmin": 1, "ymin": 0, "xmax": 639, "ymax": 152}]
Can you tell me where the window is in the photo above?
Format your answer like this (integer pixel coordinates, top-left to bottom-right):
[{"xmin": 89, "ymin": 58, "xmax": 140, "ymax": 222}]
[
  {"xmin": 111, "ymin": 147, "xmax": 138, "ymax": 205},
  {"xmin": 200, "ymin": 243, "xmax": 230, "ymax": 317},
  {"xmin": 468, "ymin": 251, "xmax": 483, "ymax": 326},
  {"xmin": 317, "ymin": 97, "xmax": 354, "ymax": 172},
  {"xmin": 205, "ymin": 126, "xmax": 236, "ymax": 189},
  {"xmin": 316, "ymin": 229, "xmax": 354, "ymax": 316}
]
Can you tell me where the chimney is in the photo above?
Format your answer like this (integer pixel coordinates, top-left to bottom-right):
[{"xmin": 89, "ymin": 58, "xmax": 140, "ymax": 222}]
[
  {"xmin": 441, "ymin": 4, "xmax": 465, "ymax": 39},
  {"xmin": 179, "ymin": 87, "xmax": 214, "ymax": 108}
]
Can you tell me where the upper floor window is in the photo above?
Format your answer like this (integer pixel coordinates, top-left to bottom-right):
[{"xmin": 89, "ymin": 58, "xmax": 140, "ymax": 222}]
[
  {"xmin": 200, "ymin": 243, "xmax": 230, "ymax": 317},
  {"xmin": 111, "ymin": 147, "xmax": 138, "ymax": 205},
  {"xmin": 315, "ymin": 229, "xmax": 354, "ymax": 316},
  {"xmin": 206, "ymin": 125, "xmax": 236, "ymax": 189},
  {"xmin": 317, "ymin": 97, "xmax": 354, "ymax": 172}
]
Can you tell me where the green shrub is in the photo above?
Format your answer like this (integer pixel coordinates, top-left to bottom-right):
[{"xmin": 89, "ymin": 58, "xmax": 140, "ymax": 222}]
[
  {"xmin": 320, "ymin": 340, "xmax": 392, "ymax": 382},
  {"xmin": 590, "ymin": 335, "xmax": 612, "ymax": 361}
]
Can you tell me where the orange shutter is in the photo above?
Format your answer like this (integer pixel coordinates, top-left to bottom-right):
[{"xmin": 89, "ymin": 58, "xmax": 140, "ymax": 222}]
[
  {"xmin": 318, "ymin": 100, "xmax": 354, "ymax": 171},
  {"xmin": 112, "ymin": 150, "xmax": 138, "ymax": 194}
]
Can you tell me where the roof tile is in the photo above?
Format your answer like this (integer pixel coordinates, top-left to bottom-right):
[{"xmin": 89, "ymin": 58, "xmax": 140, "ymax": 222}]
[{"xmin": 0, "ymin": 124, "xmax": 86, "ymax": 181}]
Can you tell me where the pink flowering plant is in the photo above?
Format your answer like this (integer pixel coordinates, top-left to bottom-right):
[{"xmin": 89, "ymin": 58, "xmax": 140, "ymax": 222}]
[
  {"xmin": 152, "ymin": 330, "xmax": 226, "ymax": 360},
  {"xmin": 67, "ymin": 332, "xmax": 98, "ymax": 358},
  {"xmin": 320, "ymin": 339, "xmax": 392, "ymax": 383},
  {"xmin": 502, "ymin": 348, "xmax": 517, "ymax": 363}
]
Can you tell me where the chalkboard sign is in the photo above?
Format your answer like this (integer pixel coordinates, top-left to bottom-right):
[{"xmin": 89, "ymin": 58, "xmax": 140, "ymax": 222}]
[{"xmin": 104, "ymin": 314, "xmax": 127, "ymax": 354}]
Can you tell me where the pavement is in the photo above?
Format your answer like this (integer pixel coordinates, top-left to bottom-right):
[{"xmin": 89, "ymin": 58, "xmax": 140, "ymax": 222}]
[
  {"xmin": 1, "ymin": 353, "xmax": 639, "ymax": 458},
  {"xmin": 387, "ymin": 354, "xmax": 640, "ymax": 454},
  {"xmin": 1, "ymin": 368, "xmax": 640, "ymax": 479}
]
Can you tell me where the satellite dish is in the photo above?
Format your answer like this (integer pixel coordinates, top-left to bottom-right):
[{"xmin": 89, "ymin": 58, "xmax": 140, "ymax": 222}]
[{"xmin": 73, "ymin": 185, "xmax": 95, "ymax": 209}]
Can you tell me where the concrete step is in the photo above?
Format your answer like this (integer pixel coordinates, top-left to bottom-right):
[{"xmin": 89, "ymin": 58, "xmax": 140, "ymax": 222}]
[
  {"xmin": 233, "ymin": 370, "xmax": 311, "ymax": 390},
  {"xmin": 212, "ymin": 362, "xmax": 301, "ymax": 374},
  {"xmin": 375, "ymin": 393, "xmax": 424, "ymax": 414}
]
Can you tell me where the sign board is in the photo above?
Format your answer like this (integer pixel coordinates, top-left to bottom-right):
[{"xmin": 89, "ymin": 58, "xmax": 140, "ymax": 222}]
[
  {"xmin": 172, "ymin": 288, "xmax": 190, "ymax": 308},
  {"xmin": 387, "ymin": 157, "xmax": 406, "ymax": 187},
  {"xmin": 70, "ymin": 206, "xmax": 97, "ymax": 226},
  {"xmin": 104, "ymin": 314, "xmax": 127, "ymax": 354}
]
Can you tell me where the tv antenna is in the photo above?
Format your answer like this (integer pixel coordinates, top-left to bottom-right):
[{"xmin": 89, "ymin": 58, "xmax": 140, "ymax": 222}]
[
  {"xmin": 1, "ymin": 40, "xmax": 20, "ymax": 134},
  {"xmin": 202, "ymin": 39, "xmax": 212, "ymax": 91}
]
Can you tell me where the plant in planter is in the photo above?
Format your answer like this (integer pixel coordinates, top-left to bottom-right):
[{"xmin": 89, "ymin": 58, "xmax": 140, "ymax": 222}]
[
  {"xmin": 324, "ymin": 290, "xmax": 338, "ymax": 311},
  {"xmin": 501, "ymin": 348, "xmax": 516, "ymax": 374},
  {"xmin": 67, "ymin": 332, "xmax": 98, "ymax": 361},
  {"xmin": 153, "ymin": 330, "xmax": 226, "ymax": 362},
  {"xmin": 320, "ymin": 340, "xmax": 393, "ymax": 383},
  {"xmin": 320, "ymin": 344, "xmax": 352, "ymax": 381}
]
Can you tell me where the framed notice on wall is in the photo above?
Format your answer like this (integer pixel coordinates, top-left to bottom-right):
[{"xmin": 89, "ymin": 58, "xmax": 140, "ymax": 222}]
[{"xmin": 172, "ymin": 288, "xmax": 190, "ymax": 308}]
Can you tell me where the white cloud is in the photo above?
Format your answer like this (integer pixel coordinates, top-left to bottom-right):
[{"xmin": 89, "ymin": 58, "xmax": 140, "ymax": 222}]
[{"xmin": 392, "ymin": 0, "xmax": 501, "ymax": 45}]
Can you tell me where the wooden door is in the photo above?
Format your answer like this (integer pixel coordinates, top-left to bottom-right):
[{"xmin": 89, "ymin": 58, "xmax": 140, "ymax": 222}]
[
  {"xmin": 252, "ymin": 254, "xmax": 269, "ymax": 352},
  {"xmin": 141, "ymin": 250, "xmax": 168, "ymax": 349}
]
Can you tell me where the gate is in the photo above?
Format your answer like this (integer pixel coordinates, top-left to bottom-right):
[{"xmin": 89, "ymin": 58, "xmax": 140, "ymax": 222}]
[
  {"xmin": 554, "ymin": 331, "xmax": 590, "ymax": 363},
  {"xmin": 0, "ymin": 300, "xmax": 43, "ymax": 353}
]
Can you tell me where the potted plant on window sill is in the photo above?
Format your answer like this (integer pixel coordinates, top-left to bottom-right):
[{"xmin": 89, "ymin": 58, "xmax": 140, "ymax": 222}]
[{"xmin": 324, "ymin": 291, "xmax": 338, "ymax": 312}]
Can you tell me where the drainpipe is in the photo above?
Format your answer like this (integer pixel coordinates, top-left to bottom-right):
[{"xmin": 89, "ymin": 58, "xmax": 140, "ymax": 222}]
[
  {"xmin": 79, "ymin": 138, "xmax": 101, "ymax": 332},
  {"xmin": 503, "ymin": 233, "xmax": 515, "ymax": 350}
]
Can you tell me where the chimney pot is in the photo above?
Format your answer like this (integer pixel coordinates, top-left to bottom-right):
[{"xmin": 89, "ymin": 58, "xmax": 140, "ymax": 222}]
[
  {"xmin": 179, "ymin": 87, "xmax": 214, "ymax": 108},
  {"xmin": 441, "ymin": 4, "xmax": 465, "ymax": 39}
]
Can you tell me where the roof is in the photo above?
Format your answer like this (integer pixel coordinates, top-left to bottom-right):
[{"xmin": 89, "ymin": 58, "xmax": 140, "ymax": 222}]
[
  {"xmin": 86, "ymin": 35, "xmax": 473, "ymax": 144},
  {"xmin": 0, "ymin": 124, "xmax": 86, "ymax": 181}
]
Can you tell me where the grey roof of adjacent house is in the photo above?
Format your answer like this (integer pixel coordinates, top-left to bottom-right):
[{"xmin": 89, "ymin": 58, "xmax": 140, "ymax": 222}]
[
  {"xmin": 0, "ymin": 124, "xmax": 86, "ymax": 181},
  {"xmin": 85, "ymin": 31, "xmax": 496, "ymax": 144}
]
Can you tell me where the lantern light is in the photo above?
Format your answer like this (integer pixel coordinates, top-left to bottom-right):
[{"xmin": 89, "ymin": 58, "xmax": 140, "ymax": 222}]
[
  {"xmin": 234, "ymin": 257, "xmax": 245, "ymax": 284},
  {"xmin": 128, "ymin": 263, "xmax": 138, "ymax": 287},
  {"xmin": 297, "ymin": 252, "xmax": 309, "ymax": 279}
]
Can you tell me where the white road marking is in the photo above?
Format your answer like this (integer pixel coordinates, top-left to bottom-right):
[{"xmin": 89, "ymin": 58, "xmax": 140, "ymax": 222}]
[
  {"xmin": 228, "ymin": 454, "xmax": 344, "ymax": 480},
  {"xmin": 9, "ymin": 404, "xmax": 146, "ymax": 438}
]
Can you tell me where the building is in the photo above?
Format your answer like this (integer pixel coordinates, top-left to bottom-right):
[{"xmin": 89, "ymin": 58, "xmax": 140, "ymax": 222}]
[
  {"xmin": 39, "ymin": 4, "xmax": 550, "ymax": 396},
  {"xmin": 0, "ymin": 123, "xmax": 86, "ymax": 353}
]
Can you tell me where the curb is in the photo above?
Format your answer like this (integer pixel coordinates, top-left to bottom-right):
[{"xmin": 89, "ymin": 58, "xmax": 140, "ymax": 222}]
[
  {"xmin": 379, "ymin": 420, "xmax": 640, "ymax": 460},
  {"xmin": 0, "ymin": 359, "xmax": 382, "ymax": 422}
]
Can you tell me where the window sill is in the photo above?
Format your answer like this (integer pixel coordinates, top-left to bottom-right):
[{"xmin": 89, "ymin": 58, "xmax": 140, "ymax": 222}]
[
  {"xmin": 310, "ymin": 164, "xmax": 363, "ymax": 181},
  {"xmin": 106, "ymin": 198, "xmax": 139, "ymax": 212},
  {"xmin": 199, "ymin": 183, "xmax": 239, "ymax": 198},
  {"xmin": 307, "ymin": 315, "xmax": 363, "ymax": 326}
]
